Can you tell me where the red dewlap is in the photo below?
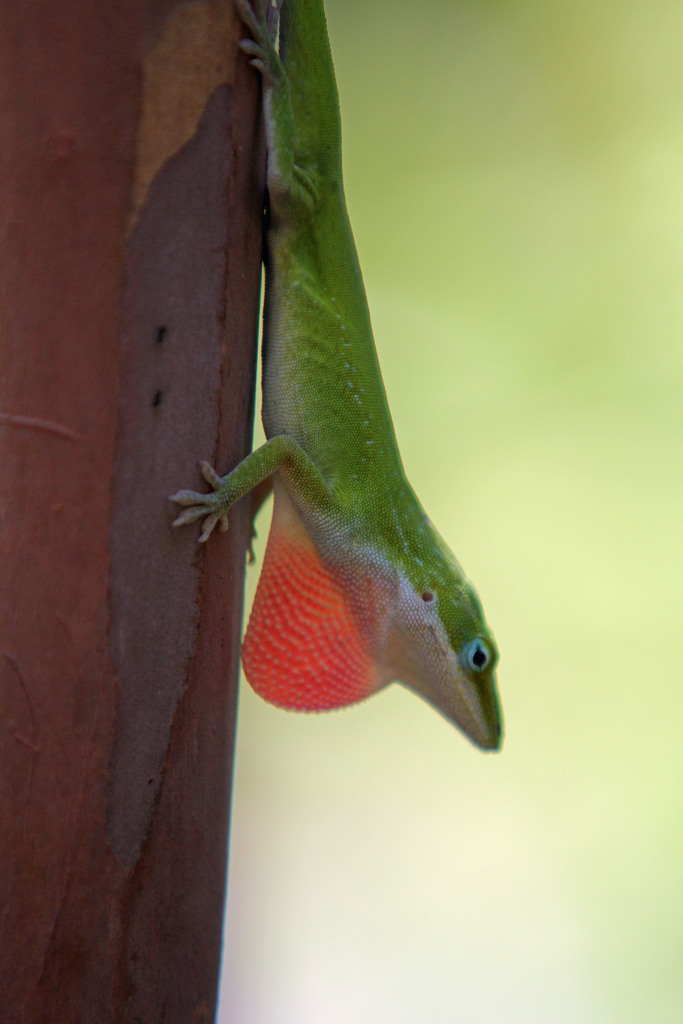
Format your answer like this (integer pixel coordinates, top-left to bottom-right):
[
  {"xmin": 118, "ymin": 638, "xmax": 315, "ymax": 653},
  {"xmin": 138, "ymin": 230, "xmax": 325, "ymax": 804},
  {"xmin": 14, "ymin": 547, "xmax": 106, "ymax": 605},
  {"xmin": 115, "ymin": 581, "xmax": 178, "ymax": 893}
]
[{"xmin": 242, "ymin": 524, "xmax": 379, "ymax": 711}]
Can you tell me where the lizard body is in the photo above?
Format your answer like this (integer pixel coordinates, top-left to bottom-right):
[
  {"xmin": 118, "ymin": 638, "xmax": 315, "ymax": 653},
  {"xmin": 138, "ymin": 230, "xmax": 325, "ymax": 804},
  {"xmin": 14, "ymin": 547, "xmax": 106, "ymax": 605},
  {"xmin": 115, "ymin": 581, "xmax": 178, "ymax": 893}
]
[{"xmin": 171, "ymin": 0, "xmax": 503, "ymax": 750}]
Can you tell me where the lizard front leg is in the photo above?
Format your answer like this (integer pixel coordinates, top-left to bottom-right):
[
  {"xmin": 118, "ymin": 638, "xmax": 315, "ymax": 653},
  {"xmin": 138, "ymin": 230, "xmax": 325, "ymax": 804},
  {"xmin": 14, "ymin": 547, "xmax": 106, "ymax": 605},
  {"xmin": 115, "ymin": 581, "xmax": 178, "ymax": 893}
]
[{"xmin": 170, "ymin": 435, "xmax": 332, "ymax": 543}]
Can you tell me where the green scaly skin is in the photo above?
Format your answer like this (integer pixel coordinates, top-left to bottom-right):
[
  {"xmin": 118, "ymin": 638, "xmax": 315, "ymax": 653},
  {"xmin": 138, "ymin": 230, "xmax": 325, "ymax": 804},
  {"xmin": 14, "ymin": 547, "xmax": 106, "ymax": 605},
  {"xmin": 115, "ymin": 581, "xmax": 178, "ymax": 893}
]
[{"xmin": 171, "ymin": 0, "xmax": 503, "ymax": 750}]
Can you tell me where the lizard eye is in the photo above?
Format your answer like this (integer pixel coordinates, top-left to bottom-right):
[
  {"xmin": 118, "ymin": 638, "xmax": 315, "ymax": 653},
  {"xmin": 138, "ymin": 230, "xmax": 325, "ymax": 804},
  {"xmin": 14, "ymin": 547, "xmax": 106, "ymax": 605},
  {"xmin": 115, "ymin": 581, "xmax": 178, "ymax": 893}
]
[{"xmin": 461, "ymin": 638, "xmax": 492, "ymax": 674}]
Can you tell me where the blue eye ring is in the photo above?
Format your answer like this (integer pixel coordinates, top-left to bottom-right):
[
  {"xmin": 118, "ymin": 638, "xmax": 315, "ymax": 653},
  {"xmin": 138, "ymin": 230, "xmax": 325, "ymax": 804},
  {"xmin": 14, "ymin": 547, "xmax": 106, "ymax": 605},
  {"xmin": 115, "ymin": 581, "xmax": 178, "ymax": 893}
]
[{"xmin": 461, "ymin": 638, "xmax": 492, "ymax": 674}]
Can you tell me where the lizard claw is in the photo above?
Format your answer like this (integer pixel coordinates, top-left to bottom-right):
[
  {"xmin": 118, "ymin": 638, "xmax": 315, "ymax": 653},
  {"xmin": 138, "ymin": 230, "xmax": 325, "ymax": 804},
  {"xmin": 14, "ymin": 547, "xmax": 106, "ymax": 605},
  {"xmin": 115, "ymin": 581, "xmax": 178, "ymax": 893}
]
[
  {"xmin": 198, "ymin": 512, "xmax": 222, "ymax": 544},
  {"xmin": 169, "ymin": 488, "xmax": 208, "ymax": 507},
  {"xmin": 169, "ymin": 461, "xmax": 229, "ymax": 543},
  {"xmin": 170, "ymin": 504, "xmax": 211, "ymax": 527},
  {"xmin": 234, "ymin": 0, "xmax": 281, "ymax": 84},
  {"xmin": 246, "ymin": 522, "xmax": 258, "ymax": 564},
  {"xmin": 238, "ymin": 41, "xmax": 272, "ymax": 81},
  {"xmin": 233, "ymin": 0, "xmax": 264, "ymax": 37},
  {"xmin": 199, "ymin": 460, "xmax": 223, "ymax": 489}
]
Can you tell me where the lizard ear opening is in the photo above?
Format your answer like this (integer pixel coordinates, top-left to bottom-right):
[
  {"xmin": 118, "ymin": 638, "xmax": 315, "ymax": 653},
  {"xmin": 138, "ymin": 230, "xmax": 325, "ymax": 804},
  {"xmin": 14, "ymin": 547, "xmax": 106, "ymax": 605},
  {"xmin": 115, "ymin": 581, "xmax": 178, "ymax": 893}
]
[{"xmin": 242, "ymin": 490, "xmax": 384, "ymax": 712}]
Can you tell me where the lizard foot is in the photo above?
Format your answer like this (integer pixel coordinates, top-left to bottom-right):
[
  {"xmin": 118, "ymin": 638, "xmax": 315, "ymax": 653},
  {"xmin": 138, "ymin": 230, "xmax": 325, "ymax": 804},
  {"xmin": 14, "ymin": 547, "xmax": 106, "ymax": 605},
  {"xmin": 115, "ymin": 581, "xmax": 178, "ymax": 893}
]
[
  {"xmin": 234, "ymin": 0, "xmax": 280, "ymax": 81},
  {"xmin": 234, "ymin": 0, "xmax": 318, "ymax": 216},
  {"xmin": 169, "ymin": 460, "xmax": 230, "ymax": 544}
]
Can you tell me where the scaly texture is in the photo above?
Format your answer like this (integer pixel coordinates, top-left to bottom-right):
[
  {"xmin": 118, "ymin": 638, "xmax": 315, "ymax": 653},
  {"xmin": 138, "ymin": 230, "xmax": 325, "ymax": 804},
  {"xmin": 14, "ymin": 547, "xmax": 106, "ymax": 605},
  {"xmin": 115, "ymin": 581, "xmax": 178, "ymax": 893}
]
[
  {"xmin": 171, "ymin": 0, "xmax": 503, "ymax": 750},
  {"xmin": 243, "ymin": 486, "xmax": 383, "ymax": 710}
]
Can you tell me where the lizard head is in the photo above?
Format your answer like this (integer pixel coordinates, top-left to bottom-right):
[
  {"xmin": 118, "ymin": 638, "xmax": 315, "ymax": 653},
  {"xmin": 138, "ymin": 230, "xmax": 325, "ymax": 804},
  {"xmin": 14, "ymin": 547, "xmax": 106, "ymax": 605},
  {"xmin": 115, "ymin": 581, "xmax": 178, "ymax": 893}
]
[
  {"xmin": 241, "ymin": 483, "xmax": 502, "ymax": 749},
  {"xmin": 385, "ymin": 532, "xmax": 503, "ymax": 751}
]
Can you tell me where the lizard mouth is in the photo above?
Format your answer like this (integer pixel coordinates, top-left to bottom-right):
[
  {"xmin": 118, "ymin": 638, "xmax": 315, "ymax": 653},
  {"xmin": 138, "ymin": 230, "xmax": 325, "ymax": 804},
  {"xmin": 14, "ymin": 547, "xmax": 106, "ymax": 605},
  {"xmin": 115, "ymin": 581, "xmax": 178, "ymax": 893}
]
[
  {"xmin": 457, "ymin": 672, "xmax": 503, "ymax": 751},
  {"xmin": 401, "ymin": 649, "xmax": 503, "ymax": 751}
]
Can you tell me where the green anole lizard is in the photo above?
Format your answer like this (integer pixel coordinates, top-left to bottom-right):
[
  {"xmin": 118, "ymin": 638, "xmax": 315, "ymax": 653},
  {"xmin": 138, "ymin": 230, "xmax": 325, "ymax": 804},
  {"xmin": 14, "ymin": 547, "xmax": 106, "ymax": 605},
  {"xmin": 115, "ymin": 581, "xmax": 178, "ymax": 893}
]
[{"xmin": 171, "ymin": 0, "xmax": 503, "ymax": 750}]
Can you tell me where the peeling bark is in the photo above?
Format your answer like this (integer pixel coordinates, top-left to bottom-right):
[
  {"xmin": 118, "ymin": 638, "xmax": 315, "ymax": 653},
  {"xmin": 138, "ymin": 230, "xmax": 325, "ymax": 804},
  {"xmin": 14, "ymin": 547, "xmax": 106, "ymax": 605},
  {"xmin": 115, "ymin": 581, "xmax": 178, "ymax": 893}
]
[{"xmin": 0, "ymin": 0, "xmax": 263, "ymax": 1019}]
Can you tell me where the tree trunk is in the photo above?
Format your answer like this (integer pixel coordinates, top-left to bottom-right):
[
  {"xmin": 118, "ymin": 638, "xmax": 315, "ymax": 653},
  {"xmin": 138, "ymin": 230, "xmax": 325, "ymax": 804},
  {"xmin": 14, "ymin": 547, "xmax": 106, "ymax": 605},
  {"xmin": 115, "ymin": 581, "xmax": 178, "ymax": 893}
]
[{"xmin": 0, "ymin": 1, "xmax": 263, "ymax": 1020}]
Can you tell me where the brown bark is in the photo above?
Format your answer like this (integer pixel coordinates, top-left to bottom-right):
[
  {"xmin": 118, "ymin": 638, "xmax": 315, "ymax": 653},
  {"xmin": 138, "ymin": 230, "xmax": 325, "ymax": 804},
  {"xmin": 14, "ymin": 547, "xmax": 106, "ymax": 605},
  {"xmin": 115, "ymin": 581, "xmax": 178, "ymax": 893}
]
[{"xmin": 0, "ymin": 1, "xmax": 263, "ymax": 1020}]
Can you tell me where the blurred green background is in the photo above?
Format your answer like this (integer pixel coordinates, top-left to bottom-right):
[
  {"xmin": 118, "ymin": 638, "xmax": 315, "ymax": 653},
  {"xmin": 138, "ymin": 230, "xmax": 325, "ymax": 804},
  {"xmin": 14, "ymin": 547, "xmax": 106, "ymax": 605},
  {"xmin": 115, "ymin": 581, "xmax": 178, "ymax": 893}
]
[{"xmin": 219, "ymin": 1, "xmax": 683, "ymax": 1020}]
